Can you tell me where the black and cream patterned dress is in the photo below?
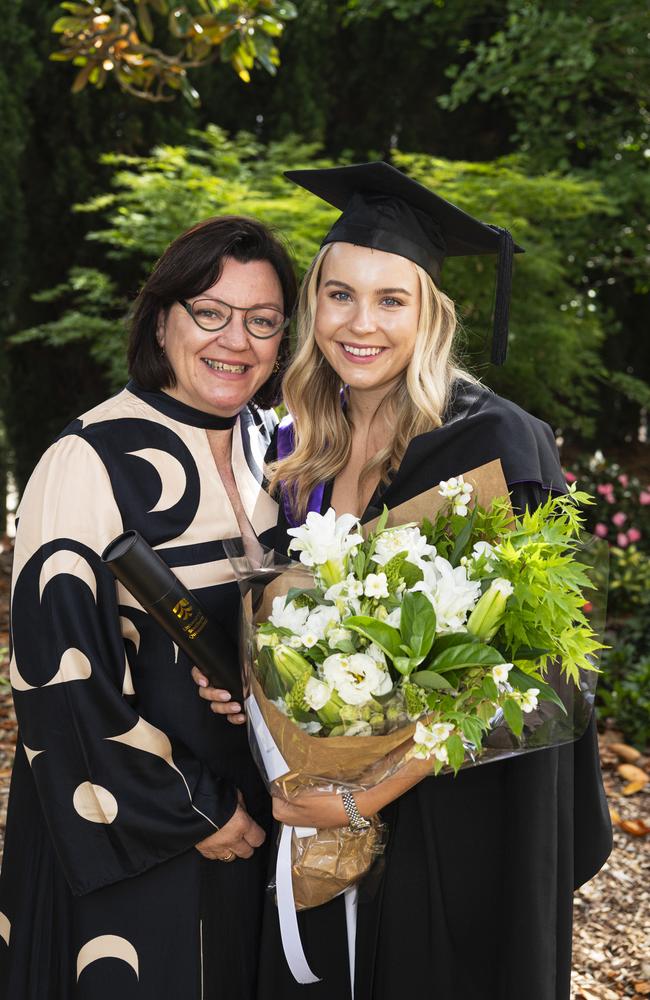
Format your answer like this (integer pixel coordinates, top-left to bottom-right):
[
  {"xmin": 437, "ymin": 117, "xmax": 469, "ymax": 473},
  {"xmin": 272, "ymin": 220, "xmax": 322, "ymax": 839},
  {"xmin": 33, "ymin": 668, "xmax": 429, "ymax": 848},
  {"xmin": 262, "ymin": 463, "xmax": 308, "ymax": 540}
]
[{"xmin": 0, "ymin": 381, "xmax": 277, "ymax": 999}]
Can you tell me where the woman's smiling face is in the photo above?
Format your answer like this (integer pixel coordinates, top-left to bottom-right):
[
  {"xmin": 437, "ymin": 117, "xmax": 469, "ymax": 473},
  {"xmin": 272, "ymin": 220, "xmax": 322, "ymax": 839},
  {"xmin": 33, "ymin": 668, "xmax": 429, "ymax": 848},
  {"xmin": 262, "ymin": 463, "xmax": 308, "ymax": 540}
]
[{"xmin": 314, "ymin": 242, "xmax": 421, "ymax": 393}]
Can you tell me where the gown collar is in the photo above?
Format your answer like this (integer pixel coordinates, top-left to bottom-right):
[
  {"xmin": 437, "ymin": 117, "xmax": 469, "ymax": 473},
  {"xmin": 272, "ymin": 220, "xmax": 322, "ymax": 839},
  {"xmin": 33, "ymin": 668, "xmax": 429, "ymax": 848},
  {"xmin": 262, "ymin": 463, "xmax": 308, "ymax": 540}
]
[{"xmin": 126, "ymin": 380, "xmax": 240, "ymax": 430}]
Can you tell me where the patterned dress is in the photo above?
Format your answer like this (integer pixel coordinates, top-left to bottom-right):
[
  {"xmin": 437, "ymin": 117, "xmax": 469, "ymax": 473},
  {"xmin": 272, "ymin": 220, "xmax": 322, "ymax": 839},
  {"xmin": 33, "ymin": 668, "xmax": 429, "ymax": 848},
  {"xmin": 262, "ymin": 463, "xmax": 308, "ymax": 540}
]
[{"xmin": 0, "ymin": 381, "xmax": 277, "ymax": 999}]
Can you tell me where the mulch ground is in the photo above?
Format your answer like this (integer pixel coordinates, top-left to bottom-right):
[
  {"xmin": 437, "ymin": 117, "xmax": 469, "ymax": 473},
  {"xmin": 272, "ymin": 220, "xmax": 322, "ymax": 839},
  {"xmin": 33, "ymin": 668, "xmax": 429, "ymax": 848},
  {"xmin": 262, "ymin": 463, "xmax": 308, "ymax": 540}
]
[{"xmin": 0, "ymin": 542, "xmax": 648, "ymax": 997}]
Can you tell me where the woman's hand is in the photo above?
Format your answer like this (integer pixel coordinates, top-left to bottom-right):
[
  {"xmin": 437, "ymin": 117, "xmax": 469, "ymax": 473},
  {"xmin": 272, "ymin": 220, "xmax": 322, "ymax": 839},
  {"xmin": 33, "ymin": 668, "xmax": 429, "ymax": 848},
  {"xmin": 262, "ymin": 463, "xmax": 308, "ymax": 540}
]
[
  {"xmin": 272, "ymin": 791, "xmax": 349, "ymax": 830},
  {"xmin": 191, "ymin": 667, "xmax": 246, "ymax": 725},
  {"xmin": 195, "ymin": 792, "xmax": 265, "ymax": 860},
  {"xmin": 271, "ymin": 753, "xmax": 436, "ymax": 830}
]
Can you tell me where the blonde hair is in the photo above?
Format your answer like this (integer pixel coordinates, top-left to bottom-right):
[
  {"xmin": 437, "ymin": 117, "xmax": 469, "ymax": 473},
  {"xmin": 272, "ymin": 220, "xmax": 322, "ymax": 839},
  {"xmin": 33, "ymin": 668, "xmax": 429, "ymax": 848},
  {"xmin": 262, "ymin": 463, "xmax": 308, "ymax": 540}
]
[{"xmin": 269, "ymin": 243, "xmax": 476, "ymax": 518}]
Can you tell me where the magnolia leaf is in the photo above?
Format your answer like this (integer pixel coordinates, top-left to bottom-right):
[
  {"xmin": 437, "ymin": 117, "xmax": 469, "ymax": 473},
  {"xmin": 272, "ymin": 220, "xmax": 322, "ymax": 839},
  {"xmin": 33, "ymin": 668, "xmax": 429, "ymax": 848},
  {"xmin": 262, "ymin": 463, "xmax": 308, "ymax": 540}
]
[
  {"xmin": 430, "ymin": 632, "xmax": 475, "ymax": 655},
  {"xmin": 400, "ymin": 591, "xmax": 436, "ymax": 659},
  {"xmin": 482, "ymin": 675, "xmax": 499, "ymax": 701},
  {"xmin": 344, "ymin": 616, "xmax": 402, "ymax": 660},
  {"xmin": 430, "ymin": 642, "xmax": 506, "ymax": 673},
  {"xmin": 410, "ymin": 670, "xmax": 454, "ymax": 691},
  {"xmin": 401, "ymin": 561, "xmax": 424, "ymax": 587}
]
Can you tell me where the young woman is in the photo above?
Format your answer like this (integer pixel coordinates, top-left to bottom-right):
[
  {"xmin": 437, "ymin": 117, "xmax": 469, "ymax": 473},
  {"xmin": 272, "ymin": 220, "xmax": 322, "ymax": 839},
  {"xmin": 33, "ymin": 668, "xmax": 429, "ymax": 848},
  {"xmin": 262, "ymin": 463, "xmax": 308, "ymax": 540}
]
[{"xmin": 197, "ymin": 164, "xmax": 612, "ymax": 1000}]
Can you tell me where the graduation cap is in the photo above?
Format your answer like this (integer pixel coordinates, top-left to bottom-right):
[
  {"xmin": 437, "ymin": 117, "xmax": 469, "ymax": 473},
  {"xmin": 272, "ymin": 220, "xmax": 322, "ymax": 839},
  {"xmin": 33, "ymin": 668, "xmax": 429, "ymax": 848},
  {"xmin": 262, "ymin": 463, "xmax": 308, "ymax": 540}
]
[{"xmin": 284, "ymin": 160, "xmax": 524, "ymax": 365}]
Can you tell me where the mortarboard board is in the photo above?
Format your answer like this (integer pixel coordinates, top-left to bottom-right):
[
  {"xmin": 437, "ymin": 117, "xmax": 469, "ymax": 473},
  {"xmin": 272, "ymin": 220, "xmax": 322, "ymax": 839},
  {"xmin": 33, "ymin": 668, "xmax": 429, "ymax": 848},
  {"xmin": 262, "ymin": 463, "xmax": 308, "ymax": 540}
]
[{"xmin": 284, "ymin": 160, "xmax": 524, "ymax": 365}]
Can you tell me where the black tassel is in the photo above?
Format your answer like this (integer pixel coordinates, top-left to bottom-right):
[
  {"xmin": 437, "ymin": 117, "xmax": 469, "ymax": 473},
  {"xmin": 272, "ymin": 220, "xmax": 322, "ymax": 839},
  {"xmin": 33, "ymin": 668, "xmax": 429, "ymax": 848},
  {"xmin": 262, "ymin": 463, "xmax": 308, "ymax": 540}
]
[{"xmin": 488, "ymin": 226, "xmax": 514, "ymax": 366}]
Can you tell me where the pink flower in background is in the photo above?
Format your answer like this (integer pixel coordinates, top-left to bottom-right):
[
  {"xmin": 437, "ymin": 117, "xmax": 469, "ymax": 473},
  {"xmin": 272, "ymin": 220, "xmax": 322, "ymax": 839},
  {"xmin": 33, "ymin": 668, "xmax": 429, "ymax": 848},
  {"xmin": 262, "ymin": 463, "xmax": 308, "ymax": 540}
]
[
  {"xmin": 640, "ymin": 491, "xmax": 650, "ymax": 506},
  {"xmin": 597, "ymin": 483, "xmax": 614, "ymax": 496},
  {"xmin": 612, "ymin": 511, "xmax": 627, "ymax": 527},
  {"xmin": 565, "ymin": 471, "xmax": 577, "ymax": 484},
  {"xmin": 618, "ymin": 474, "xmax": 629, "ymax": 487},
  {"xmin": 594, "ymin": 523, "xmax": 609, "ymax": 538},
  {"xmin": 617, "ymin": 533, "xmax": 629, "ymax": 548},
  {"xmin": 627, "ymin": 528, "xmax": 642, "ymax": 543}
]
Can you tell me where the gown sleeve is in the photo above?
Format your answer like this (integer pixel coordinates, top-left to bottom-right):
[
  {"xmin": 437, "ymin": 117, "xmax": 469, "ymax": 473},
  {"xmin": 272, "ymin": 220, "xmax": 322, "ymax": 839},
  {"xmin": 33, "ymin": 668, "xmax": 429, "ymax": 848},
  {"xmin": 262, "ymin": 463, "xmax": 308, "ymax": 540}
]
[{"xmin": 10, "ymin": 432, "xmax": 238, "ymax": 897}]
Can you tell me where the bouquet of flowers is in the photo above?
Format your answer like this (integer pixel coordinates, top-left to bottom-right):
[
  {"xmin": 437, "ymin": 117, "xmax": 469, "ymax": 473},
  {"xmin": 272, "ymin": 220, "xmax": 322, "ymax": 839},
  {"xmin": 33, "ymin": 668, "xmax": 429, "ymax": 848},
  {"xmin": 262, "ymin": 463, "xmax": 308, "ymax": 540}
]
[{"xmin": 228, "ymin": 460, "xmax": 606, "ymax": 977}]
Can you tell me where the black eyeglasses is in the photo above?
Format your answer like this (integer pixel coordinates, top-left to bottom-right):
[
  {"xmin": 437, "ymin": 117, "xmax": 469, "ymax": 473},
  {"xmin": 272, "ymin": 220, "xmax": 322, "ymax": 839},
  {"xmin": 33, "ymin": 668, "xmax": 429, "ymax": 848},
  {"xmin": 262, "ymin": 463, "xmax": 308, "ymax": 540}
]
[{"xmin": 178, "ymin": 298, "xmax": 289, "ymax": 340}]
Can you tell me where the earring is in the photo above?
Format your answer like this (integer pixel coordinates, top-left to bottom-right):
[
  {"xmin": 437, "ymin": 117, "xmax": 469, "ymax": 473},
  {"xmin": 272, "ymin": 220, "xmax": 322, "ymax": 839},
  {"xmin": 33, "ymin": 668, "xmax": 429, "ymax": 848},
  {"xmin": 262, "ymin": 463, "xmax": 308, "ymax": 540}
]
[{"xmin": 273, "ymin": 361, "xmax": 281, "ymax": 373}]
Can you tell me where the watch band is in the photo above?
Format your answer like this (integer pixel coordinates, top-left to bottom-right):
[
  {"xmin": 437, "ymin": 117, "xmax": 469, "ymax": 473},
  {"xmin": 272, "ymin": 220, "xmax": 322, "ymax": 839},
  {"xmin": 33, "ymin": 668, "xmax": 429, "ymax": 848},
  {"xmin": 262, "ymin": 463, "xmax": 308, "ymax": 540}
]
[{"xmin": 341, "ymin": 790, "xmax": 371, "ymax": 833}]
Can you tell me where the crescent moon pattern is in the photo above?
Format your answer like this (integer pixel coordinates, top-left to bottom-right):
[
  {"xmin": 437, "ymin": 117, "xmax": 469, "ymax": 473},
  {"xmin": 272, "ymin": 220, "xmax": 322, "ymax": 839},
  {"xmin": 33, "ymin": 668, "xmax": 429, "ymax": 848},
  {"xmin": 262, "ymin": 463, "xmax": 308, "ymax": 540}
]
[
  {"xmin": 77, "ymin": 935, "xmax": 139, "ymax": 982},
  {"xmin": 73, "ymin": 782, "xmax": 119, "ymax": 824},
  {"xmin": 23, "ymin": 744, "xmax": 44, "ymax": 766},
  {"xmin": 44, "ymin": 648, "xmax": 92, "ymax": 686},
  {"xmin": 127, "ymin": 448, "xmax": 187, "ymax": 513},
  {"xmin": 39, "ymin": 550, "xmax": 97, "ymax": 603},
  {"xmin": 107, "ymin": 716, "xmax": 178, "ymax": 771},
  {"xmin": 4, "ymin": 388, "xmax": 278, "ymax": 991},
  {"xmin": 10, "ymin": 651, "xmax": 35, "ymax": 692}
]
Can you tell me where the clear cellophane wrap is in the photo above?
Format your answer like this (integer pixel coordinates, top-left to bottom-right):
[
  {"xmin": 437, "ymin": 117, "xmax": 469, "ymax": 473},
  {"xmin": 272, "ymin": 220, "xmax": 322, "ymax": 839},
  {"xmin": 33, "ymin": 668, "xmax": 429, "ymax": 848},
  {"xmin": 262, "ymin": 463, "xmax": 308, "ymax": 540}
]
[{"xmin": 228, "ymin": 459, "xmax": 607, "ymax": 911}]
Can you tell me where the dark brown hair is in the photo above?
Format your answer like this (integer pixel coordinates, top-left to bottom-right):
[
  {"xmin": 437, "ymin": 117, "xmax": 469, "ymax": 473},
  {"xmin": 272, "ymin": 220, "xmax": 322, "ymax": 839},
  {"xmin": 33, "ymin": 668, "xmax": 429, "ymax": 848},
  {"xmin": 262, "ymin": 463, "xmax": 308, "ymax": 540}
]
[{"xmin": 128, "ymin": 215, "xmax": 298, "ymax": 408}]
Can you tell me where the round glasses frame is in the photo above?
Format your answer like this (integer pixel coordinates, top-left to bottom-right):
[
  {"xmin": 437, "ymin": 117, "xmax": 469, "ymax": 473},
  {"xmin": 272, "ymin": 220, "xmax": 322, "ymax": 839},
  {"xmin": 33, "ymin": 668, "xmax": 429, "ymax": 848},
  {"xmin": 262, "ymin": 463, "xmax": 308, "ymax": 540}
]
[{"xmin": 178, "ymin": 298, "xmax": 290, "ymax": 340}]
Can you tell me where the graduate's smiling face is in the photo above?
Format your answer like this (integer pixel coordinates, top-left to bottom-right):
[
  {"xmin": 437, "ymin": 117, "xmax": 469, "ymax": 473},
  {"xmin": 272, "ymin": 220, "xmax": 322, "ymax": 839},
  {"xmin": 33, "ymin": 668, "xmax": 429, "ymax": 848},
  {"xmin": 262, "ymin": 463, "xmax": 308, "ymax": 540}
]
[
  {"xmin": 314, "ymin": 243, "xmax": 421, "ymax": 394},
  {"xmin": 157, "ymin": 257, "xmax": 284, "ymax": 417}
]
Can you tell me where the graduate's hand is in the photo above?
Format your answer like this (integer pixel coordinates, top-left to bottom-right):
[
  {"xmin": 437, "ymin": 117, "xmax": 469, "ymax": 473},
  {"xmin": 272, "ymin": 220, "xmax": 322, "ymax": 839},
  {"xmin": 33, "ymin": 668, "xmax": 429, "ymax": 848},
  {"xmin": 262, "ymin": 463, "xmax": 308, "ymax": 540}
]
[
  {"xmin": 272, "ymin": 791, "xmax": 349, "ymax": 830},
  {"xmin": 191, "ymin": 667, "xmax": 246, "ymax": 725},
  {"xmin": 195, "ymin": 792, "xmax": 265, "ymax": 860}
]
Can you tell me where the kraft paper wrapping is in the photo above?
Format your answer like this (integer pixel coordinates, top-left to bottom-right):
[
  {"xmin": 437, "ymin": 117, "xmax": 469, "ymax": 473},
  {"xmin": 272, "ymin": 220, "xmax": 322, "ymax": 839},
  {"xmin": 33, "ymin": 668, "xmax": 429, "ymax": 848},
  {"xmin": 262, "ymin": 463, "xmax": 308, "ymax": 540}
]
[{"xmin": 242, "ymin": 460, "xmax": 516, "ymax": 909}]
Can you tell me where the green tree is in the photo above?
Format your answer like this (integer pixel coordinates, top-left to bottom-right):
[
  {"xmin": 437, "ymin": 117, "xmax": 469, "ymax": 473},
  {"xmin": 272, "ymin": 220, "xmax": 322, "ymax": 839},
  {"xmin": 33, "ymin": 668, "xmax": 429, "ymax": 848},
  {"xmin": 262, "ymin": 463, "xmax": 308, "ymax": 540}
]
[
  {"xmin": 13, "ymin": 127, "xmax": 613, "ymax": 435},
  {"xmin": 439, "ymin": 0, "xmax": 650, "ymax": 446}
]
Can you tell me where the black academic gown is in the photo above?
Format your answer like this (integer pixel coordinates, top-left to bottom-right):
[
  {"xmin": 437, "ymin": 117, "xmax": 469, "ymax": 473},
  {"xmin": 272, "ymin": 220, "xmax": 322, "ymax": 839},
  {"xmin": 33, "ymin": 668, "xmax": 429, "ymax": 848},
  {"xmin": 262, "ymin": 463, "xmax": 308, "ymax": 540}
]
[
  {"xmin": 257, "ymin": 381, "xmax": 612, "ymax": 1000},
  {"xmin": 0, "ymin": 383, "xmax": 279, "ymax": 1000}
]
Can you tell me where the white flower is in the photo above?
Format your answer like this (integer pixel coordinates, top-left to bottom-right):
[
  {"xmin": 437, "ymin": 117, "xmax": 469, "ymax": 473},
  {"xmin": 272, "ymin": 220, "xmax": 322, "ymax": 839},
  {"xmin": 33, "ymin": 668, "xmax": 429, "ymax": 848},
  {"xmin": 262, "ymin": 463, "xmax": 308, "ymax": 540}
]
[
  {"xmin": 328, "ymin": 626, "xmax": 353, "ymax": 645},
  {"xmin": 300, "ymin": 632, "xmax": 320, "ymax": 649},
  {"xmin": 430, "ymin": 721, "xmax": 454, "ymax": 744},
  {"xmin": 305, "ymin": 604, "xmax": 341, "ymax": 641},
  {"xmin": 492, "ymin": 663, "xmax": 513, "ymax": 687},
  {"xmin": 412, "ymin": 721, "xmax": 453, "ymax": 761},
  {"xmin": 269, "ymin": 596, "xmax": 310, "ymax": 632},
  {"xmin": 344, "ymin": 720, "xmax": 373, "ymax": 737},
  {"xmin": 520, "ymin": 688, "xmax": 540, "ymax": 713},
  {"xmin": 325, "ymin": 575, "xmax": 364, "ymax": 616},
  {"xmin": 439, "ymin": 475, "xmax": 473, "ymax": 500},
  {"xmin": 492, "ymin": 578, "xmax": 514, "ymax": 597},
  {"xmin": 322, "ymin": 652, "xmax": 393, "ymax": 705},
  {"xmin": 287, "ymin": 634, "xmax": 305, "ymax": 649},
  {"xmin": 304, "ymin": 677, "xmax": 333, "ymax": 711},
  {"xmin": 287, "ymin": 508, "xmax": 363, "ymax": 569},
  {"xmin": 364, "ymin": 572, "xmax": 389, "ymax": 599},
  {"xmin": 372, "ymin": 526, "xmax": 435, "ymax": 568},
  {"xmin": 412, "ymin": 556, "xmax": 481, "ymax": 633}
]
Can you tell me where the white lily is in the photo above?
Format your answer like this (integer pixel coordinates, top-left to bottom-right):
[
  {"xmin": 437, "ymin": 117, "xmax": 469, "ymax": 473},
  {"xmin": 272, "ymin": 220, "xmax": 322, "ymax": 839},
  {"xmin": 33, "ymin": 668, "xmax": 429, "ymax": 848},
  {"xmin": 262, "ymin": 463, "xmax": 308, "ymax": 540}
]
[
  {"xmin": 412, "ymin": 556, "xmax": 481, "ymax": 633},
  {"xmin": 364, "ymin": 572, "xmax": 390, "ymax": 599},
  {"xmin": 287, "ymin": 508, "xmax": 363, "ymax": 586},
  {"xmin": 268, "ymin": 596, "xmax": 310, "ymax": 632}
]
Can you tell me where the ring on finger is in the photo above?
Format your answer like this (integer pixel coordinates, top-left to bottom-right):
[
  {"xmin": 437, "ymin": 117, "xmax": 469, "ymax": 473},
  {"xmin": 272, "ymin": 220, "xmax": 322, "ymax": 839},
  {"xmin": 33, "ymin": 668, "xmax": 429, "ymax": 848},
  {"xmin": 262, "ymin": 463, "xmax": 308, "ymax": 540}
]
[{"xmin": 218, "ymin": 850, "xmax": 236, "ymax": 862}]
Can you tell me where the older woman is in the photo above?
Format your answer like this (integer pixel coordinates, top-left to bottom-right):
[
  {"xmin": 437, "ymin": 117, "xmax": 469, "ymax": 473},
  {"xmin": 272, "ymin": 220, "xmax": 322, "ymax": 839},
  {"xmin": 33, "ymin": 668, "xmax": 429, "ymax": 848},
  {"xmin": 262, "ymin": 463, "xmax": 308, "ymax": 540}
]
[
  {"xmin": 0, "ymin": 216, "xmax": 297, "ymax": 999},
  {"xmin": 197, "ymin": 165, "xmax": 612, "ymax": 1000}
]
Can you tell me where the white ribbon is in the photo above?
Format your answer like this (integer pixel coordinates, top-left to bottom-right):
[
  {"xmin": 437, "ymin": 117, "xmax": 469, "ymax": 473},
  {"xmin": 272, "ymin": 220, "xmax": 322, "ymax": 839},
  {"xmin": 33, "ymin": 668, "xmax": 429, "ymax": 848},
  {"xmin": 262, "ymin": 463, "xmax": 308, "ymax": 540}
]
[
  {"xmin": 245, "ymin": 694, "xmax": 358, "ymax": 990},
  {"xmin": 245, "ymin": 694, "xmax": 320, "ymax": 984}
]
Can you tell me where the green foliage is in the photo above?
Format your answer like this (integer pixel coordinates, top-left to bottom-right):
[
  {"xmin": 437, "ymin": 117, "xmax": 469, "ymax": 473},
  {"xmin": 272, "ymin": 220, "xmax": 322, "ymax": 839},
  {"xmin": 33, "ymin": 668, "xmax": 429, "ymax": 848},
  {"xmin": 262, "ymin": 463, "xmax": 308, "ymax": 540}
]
[
  {"xmin": 13, "ymin": 127, "xmax": 615, "ymax": 428},
  {"xmin": 598, "ymin": 610, "xmax": 650, "ymax": 750},
  {"xmin": 565, "ymin": 451, "xmax": 650, "ymax": 558},
  {"xmin": 50, "ymin": 0, "xmax": 297, "ymax": 103}
]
